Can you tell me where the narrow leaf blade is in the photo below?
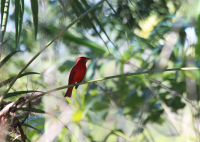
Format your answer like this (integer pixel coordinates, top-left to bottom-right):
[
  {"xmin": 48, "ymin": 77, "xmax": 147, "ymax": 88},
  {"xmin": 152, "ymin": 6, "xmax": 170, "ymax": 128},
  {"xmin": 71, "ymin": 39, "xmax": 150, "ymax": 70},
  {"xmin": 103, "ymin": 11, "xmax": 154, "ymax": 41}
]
[
  {"xmin": 16, "ymin": 0, "xmax": 24, "ymax": 48},
  {"xmin": 30, "ymin": 0, "xmax": 38, "ymax": 40},
  {"xmin": 0, "ymin": 51, "xmax": 20, "ymax": 68},
  {"xmin": 1, "ymin": 0, "xmax": 6, "ymax": 27},
  {"xmin": 15, "ymin": 0, "xmax": 20, "ymax": 48},
  {"xmin": 22, "ymin": 123, "xmax": 43, "ymax": 134},
  {"xmin": 5, "ymin": 90, "xmax": 43, "ymax": 99},
  {"xmin": 19, "ymin": 107, "xmax": 45, "ymax": 114},
  {"xmin": 72, "ymin": 0, "xmax": 110, "ymax": 51},
  {"xmin": 0, "ymin": 72, "xmax": 40, "ymax": 88}
]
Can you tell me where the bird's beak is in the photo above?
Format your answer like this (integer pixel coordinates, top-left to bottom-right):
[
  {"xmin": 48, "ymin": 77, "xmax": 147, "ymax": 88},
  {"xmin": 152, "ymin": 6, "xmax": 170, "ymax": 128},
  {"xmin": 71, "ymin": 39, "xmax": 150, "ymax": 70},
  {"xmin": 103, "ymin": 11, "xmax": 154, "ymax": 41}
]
[{"xmin": 85, "ymin": 58, "xmax": 91, "ymax": 61}]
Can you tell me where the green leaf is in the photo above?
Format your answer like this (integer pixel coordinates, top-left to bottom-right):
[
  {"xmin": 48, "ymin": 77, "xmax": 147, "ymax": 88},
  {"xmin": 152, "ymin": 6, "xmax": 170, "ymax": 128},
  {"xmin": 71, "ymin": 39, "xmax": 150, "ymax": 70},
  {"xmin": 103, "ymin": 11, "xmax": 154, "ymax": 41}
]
[
  {"xmin": 15, "ymin": 0, "xmax": 20, "ymax": 48},
  {"xmin": 25, "ymin": 116, "xmax": 45, "ymax": 128},
  {"xmin": 0, "ymin": 72, "xmax": 40, "ymax": 88},
  {"xmin": 63, "ymin": 33, "xmax": 106, "ymax": 55},
  {"xmin": 30, "ymin": 0, "xmax": 38, "ymax": 40},
  {"xmin": 120, "ymin": 63, "xmax": 124, "ymax": 74},
  {"xmin": 195, "ymin": 14, "xmax": 200, "ymax": 57},
  {"xmin": 5, "ymin": 90, "xmax": 43, "ymax": 99},
  {"xmin": 124, "ymin": 50, "xmax": 130, "ymax": 60},
  {"xmin": 22, "ymin": 123, "xmax": 43, "ymax": 134},
  {"xmin": 0, "ymin": 51, "xmax": 21, "ymax": 68},
  {"xmin": 19, "ymin": 107, "xmax": 45, "ymax": 114},
  {"xmin": 16, "ymin": 0, "xmax": 24, "ymax": 49},
  {"xmin": 41, "ymin": 24, "xmax": 107, "ymax": 55},
  {"xmin": 1, "ymin": 0, "xmax": 6, "ymax": 27}
]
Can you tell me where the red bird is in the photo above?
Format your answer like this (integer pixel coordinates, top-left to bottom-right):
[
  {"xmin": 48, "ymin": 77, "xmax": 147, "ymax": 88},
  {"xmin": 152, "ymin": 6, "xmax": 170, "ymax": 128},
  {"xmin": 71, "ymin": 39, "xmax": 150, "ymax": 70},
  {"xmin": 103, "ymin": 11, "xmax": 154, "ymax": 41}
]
[{"xmin": 64, "ymin": 57, "xmax": 90, "ymax": 97}]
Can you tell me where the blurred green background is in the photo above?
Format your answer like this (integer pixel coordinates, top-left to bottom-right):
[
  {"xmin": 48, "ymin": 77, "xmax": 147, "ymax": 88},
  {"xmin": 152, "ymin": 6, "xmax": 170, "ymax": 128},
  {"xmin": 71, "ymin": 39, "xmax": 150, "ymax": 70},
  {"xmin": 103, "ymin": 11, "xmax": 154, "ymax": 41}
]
[{"xmin": 1, "ymin": 0, "xmax": 200, "ymax": 141}]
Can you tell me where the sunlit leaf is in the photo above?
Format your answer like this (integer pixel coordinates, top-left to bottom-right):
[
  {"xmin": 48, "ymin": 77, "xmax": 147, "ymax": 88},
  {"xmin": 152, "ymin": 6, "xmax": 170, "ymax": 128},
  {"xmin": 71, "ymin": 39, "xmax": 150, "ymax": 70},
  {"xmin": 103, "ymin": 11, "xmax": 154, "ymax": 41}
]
[{"xmin": 72, "ymin": 109, "xmax": 83, "ymax": 121}]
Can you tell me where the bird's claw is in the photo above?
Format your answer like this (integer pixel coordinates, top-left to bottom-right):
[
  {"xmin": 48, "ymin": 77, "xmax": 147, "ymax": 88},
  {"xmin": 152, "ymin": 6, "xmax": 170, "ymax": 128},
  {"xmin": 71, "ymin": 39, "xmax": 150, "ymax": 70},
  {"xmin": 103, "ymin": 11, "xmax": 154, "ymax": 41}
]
[{"xmin": 73, "ymin": 82, "xmax": 78, "ymax": 89}]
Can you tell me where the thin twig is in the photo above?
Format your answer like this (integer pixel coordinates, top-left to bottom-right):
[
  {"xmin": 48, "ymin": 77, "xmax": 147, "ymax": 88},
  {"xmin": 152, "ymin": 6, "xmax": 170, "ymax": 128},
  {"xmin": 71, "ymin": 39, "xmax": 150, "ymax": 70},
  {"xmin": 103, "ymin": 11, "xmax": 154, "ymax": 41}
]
[
  {"xmin": 17, "ymin": 121, "xmax": 27, "ymax": 142},
  {"xmin": 20, "ymin": 102, "xmax": 31, "ymax": 125}
]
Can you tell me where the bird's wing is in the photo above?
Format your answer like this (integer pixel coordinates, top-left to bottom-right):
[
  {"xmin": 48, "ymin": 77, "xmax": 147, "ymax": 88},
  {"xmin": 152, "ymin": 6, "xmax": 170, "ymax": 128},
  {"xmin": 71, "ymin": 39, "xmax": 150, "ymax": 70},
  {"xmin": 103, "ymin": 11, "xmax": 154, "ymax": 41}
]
[{"xmin": 68, "ymin": 68, "xmax": 76, "ymax": 84}]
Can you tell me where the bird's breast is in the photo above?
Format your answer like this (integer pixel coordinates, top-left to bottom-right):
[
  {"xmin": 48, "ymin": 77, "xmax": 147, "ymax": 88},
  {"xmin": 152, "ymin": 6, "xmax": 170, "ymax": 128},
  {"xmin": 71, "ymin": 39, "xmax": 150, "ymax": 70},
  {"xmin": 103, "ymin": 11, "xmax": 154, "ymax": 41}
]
[{"xmin": 73, "ymin": 65, "xmax": 87, "ymax": 82}]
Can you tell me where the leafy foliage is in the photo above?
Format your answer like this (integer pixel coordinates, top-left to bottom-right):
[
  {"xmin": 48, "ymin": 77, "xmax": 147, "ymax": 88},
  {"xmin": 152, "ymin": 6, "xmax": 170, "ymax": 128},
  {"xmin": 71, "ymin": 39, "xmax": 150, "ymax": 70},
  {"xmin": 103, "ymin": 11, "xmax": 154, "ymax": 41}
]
[{"xmin": 0, "ymin": 0, "xmax": 200, "ymax": 141}]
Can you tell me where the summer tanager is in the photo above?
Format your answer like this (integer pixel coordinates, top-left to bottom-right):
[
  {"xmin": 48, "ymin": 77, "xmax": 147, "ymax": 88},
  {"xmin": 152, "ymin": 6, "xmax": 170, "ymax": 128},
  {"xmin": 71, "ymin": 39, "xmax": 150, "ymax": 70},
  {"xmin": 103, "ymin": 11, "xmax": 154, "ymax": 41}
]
[{"xmin": 64, "ymin": 57, "xmax": 90, "ymax": 97}]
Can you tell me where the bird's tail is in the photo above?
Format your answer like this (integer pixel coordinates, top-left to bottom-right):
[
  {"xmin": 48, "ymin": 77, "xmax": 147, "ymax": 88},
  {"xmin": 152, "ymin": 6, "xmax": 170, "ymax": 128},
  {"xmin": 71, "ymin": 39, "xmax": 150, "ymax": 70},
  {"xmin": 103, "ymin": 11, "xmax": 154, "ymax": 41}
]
[{"xmin": 64, "ymin": 87, "xmax": 73, "ymax": 97}]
